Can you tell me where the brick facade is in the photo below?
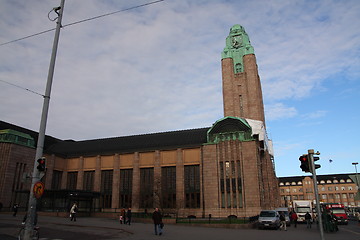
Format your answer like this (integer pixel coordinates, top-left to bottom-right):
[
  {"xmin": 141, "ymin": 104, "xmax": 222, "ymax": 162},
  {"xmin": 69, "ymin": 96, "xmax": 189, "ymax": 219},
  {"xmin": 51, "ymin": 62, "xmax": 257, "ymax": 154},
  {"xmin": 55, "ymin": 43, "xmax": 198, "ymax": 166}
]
[
  {"xmin": 222, "ymin": 54, "xmax": 265, "ymax": 124},
  {"xmin": 0, "ymin": 24, "xmax": 281, "ymax": 218},
  {"xmin": 0, "ymin": 142, "xmax": 34, "ymax": 209}
]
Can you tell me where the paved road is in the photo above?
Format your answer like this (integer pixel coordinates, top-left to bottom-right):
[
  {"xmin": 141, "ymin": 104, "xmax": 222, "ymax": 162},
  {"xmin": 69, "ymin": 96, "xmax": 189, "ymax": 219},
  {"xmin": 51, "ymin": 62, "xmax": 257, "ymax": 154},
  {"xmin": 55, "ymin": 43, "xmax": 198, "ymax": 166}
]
[{"xmin": 1, "ymin": 213, "xmax": 359, "ymax": 240}]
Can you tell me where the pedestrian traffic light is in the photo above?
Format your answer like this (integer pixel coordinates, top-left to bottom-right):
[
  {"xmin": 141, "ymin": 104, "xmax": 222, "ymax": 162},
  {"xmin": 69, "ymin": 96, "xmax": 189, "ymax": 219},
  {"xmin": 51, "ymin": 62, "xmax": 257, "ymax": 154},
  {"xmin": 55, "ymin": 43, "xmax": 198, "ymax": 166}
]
[
  {"xmin": 37, "ymin": 157, "xmax": 46, "ymax": 172},
  {"xmin": 299, "ymin": 155, "xmax": 310, "ymax": 172},
  {"xmin": 313, "ymin": 156, "xmax": 321, "ymax": 171}
]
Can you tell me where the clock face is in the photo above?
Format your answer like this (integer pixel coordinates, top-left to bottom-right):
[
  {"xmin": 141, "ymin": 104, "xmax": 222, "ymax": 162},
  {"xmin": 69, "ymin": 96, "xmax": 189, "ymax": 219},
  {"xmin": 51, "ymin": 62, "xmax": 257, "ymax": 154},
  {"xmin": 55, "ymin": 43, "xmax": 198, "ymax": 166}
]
[{"xmin": 231, "ymin": 35, "xmax": 242, "ymax": 48}]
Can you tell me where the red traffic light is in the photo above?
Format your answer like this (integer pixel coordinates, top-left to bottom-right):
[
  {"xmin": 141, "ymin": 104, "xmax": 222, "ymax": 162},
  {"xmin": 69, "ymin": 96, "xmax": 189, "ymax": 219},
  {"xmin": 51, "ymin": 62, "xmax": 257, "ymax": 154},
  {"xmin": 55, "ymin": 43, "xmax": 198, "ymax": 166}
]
[
  {"xmin": 37, "ymin": 158, "xmax": 46, "ymax": 172},
  {"xmin": 299, "ymin": 155, "xmax": 310, "ymax": 172},
  {"xmin": 38, "ymin": 159, "xmax": 45, "ymax": 164}
]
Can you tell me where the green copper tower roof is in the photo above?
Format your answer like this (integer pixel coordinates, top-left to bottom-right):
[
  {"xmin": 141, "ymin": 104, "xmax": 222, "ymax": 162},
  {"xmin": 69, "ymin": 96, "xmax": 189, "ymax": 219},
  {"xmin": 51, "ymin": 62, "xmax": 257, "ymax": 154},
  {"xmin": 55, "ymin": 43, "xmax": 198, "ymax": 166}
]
[
  {"xmin": 221, "ymin": 24, "xmax": 254, "ymax": 73},
  {"xmin": 0, "ymin": 129, "xmax": 35, "ymax": 148}
]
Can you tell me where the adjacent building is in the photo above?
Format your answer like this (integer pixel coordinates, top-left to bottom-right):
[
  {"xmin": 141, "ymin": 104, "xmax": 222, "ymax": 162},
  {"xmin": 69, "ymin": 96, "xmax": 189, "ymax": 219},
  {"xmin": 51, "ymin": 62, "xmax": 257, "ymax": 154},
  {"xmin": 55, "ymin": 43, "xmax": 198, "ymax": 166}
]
[{"xmin": 279, "ymin": 174, "xmax": 360, "ymax": 208}]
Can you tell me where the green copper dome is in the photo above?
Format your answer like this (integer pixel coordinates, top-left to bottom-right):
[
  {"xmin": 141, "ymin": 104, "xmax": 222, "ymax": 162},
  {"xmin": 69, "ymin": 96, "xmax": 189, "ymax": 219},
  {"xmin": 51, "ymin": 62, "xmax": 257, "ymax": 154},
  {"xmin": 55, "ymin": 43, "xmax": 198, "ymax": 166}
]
[{"xmin": 221, "ymin": 24, "xmax": 254, "ymax": 73}]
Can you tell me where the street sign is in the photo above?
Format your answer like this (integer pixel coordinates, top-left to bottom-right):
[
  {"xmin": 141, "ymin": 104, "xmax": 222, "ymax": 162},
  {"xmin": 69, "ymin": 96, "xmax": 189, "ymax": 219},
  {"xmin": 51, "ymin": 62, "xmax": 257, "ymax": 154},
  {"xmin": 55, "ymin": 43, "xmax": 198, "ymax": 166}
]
[{"xmin": 33, "ymin": 181, "xmax": 45, "ymax": 199}]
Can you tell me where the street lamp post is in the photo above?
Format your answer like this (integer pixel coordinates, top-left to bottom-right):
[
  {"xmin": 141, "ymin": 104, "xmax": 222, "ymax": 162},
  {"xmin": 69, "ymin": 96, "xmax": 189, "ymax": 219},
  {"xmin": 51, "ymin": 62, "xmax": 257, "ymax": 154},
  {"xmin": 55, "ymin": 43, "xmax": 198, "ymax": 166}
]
[
  {"xmin": 352, "ymin": 162, "xmax": 359, "ymax": 208},
  {"xmin": 352, "ymin": 162, "xmax": 359, "ymax": 188}
]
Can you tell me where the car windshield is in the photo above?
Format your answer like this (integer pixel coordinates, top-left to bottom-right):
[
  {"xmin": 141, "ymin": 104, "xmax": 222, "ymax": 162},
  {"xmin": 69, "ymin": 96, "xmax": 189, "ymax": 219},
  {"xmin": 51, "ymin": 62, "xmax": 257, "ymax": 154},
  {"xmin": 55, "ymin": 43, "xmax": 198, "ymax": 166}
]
[
  {"xmin": 260, "ymin": 211, "xmax": 275, "ymax": 217},
  {"xmin": 297, "ymin": 207, "xmax": 310, "ymax": 213},
  {"xmin": 332, "ymin": 209, "xmax": 346, "ymax": 214}
]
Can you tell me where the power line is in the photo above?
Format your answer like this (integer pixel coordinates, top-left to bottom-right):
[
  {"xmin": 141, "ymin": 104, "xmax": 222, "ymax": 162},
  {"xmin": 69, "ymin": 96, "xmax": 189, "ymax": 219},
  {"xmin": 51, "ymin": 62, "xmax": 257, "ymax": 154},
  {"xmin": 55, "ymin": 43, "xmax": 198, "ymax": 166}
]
[
  {"xmin": 0, "ymin": 79, "xmax": 44, "ymax": 97},
  {"xmin": 0, "ymin": 0, "xmax": 164, "ymax": 47},
  {"xmin": 0, "ymin": 28, "xmax": 56, "ymax": 47},
  {"xmin": 63, "ymin": 0, "xmax": 164, "ymax": 28}
]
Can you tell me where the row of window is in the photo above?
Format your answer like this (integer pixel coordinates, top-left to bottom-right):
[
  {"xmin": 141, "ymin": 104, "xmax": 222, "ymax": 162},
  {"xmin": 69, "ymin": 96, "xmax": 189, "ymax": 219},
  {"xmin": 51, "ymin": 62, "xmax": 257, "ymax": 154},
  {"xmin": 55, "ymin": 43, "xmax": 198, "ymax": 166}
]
[
  {"xmin": 280, "ymin": 178, "xmax": 353, "ymax": 186},
  {"xmin": 51, "ymin": 165, "xmax": 200, "ymax": 209},
  {"xmin": 281, "ymin": 185, "xmax": 355, "ymax": 194},
  {"xmin": 283, "ymin": 193, "xmax": 356, "ymax": 201}
]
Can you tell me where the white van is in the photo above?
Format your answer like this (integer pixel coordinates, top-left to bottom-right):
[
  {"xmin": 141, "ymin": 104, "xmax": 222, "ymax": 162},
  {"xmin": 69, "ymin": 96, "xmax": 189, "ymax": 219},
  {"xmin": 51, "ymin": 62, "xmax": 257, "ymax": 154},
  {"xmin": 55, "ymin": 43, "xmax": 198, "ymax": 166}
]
[
  {"xmin": 258, "ymin": 210, "xmax": 280, "ymax": 229},
  {"xmin": 275, "ymin": 208, "xmax": 290, "ymax": 226}
]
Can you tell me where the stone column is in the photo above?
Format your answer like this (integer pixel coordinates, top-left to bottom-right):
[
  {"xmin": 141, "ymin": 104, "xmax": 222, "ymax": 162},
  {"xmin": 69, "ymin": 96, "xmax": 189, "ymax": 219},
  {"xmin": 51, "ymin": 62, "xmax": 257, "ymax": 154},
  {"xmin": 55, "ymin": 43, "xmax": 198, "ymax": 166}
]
[
  {"xmin": 61, "ymin": 158, "xmax": 68, "ymax": 189},
  {"xmin": 154, "ymin": 150, "xmax": 161, "ymax": 208},
  {"xmin": 131, "ymin": 152, "xmax": 140, "ymax": 211},
  {"xmin": 176, "ymin": 148, "xmax": 184, "ymax": 211},
  {"xmin": 112, "ymin": 154, "xmax": 120, "ymax": 209},
  {"xmin": 94, "ymin": 155, "xmax": 101, "ymax": 192},
  {"xmin": 76, "ymin": 157, "xmax": 84, "ymax": 190},
  {"xmin": 44, "ymin": 154, "xmax": 55, "ymax": 189}
]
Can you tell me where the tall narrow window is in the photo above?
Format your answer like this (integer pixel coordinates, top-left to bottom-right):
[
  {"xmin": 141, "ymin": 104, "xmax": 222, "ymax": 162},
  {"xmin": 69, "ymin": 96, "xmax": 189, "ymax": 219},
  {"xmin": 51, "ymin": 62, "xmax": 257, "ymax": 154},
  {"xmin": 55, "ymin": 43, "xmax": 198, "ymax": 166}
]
[
  {"xmin": 161, "ymin": 167, "xmax": 176, "ymax": 209},
  {"xmin": 236, "ymin": 161, "xmax": 243, "ymax": 207},
  {"xmin": 51, "ymin": 170, "xmax": 63, "ymax": 190},
  {"xmin": 101, "ymin": 170, "xmax": 113, "ymax": 208},
  {"xmin": 239, "ymin": 95, "xmax": 244, "ymax": 116},
  {"xmin": 83, "ymin": 171, "xmax": 94, "ymax": 191},
  {"xmin": 219, "ymin": 160, "xmax": 243, "ymax": 208},
  {"xmin": 220, "ymin": 162, "xmax": 225, "ymax": 208},
  {"xmin": 67, "ymin": 172, "xmax": 78, "ymax": 190},
  {"xmin": 184, "ymin": 165, "xmax": 200, "ymax": 208},
  {"xmin": 140, "ymin": 168, "xmax": 154, "ymax": 208},
  {"xmin": 120, "ymin": 169, "xmax": 133, "ymax": 208}
]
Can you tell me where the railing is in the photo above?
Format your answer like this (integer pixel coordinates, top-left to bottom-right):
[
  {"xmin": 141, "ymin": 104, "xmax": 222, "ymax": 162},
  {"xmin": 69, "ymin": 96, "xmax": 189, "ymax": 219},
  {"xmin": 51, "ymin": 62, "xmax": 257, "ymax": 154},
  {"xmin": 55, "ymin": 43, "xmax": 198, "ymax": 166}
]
[
  {"xmin": 29, "ymin": 207, "xmax": 260, "ymax": 226},
  {"xmin": 176, "ymin": 215, "xmax": 259, "ymax": 225}
]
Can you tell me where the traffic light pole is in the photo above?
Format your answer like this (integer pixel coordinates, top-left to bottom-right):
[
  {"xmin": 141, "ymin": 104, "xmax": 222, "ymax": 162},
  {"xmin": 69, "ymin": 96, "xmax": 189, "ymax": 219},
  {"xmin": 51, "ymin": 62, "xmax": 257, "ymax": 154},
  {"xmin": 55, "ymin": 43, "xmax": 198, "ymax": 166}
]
[
  {"xmin": 23, "ymin": 1, "xmax": 65, "ymax": 239},
  {"xmin": 308, "ymin": 149, "xmax": 325, "ymax": 240}
]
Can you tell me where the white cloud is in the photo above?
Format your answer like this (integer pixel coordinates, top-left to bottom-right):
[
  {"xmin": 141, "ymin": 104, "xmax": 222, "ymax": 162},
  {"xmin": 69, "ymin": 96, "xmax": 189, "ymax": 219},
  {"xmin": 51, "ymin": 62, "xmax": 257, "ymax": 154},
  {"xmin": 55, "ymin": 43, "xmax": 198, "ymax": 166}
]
[
  {"xmin": 265, "ymin": 103, "xmax": 297, "ymax": 121},
  {"xmin": 1, "ymin": 0, "xmax": 360, "ymax": 176}
]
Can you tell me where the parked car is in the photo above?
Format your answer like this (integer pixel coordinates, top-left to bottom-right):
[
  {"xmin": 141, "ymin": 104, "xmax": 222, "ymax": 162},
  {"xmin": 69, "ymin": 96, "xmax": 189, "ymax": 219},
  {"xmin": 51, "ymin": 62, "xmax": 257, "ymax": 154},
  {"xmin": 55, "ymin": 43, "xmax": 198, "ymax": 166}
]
[
  {"xmin": 258, "ymin": 210, "xmax": 280, "ymax": 229},
  {"xmin": 275, "ymin": 207, "xmax": 291, "ymax": 226}
]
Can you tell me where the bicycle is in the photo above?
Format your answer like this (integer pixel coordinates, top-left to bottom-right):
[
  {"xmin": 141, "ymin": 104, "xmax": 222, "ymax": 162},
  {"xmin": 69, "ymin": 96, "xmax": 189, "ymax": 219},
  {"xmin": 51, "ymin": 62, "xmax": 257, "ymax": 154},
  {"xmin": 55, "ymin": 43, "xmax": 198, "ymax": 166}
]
[{"xmin": 18, "ymin": 224, "xmax": 40, "ymax": 240}]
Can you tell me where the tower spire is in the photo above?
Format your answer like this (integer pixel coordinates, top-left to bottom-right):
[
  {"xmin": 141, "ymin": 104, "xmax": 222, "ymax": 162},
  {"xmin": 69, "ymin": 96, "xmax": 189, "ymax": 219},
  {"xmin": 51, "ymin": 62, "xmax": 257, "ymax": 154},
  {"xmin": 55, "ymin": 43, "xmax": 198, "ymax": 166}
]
[{"xmin": 221, "ymin": 24, "xmax": 265, "ymax": 124}]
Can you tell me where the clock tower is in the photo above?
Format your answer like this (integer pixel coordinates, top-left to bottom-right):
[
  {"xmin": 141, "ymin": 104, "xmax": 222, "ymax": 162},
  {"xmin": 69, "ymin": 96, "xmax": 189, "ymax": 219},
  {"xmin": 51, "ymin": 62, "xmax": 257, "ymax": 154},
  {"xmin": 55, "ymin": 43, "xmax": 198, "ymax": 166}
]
[{"xmin": 221, "ymin": 24, "xmax": 265, "ymax": 124}]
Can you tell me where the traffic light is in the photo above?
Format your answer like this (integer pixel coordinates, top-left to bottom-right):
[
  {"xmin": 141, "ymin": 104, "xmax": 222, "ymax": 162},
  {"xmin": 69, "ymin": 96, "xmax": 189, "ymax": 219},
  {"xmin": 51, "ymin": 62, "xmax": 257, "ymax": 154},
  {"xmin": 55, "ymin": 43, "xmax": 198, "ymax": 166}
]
[
  {"xmin": 37, "ymin": 157, "xmax": 46, "ymax": 172},
  {"xmin": 313, "ymin": 156, "xmax": 321, "ymax": 171},
  {"xmin": 299, "ymin": 155, "xmax": 310, "ymax": 172}
]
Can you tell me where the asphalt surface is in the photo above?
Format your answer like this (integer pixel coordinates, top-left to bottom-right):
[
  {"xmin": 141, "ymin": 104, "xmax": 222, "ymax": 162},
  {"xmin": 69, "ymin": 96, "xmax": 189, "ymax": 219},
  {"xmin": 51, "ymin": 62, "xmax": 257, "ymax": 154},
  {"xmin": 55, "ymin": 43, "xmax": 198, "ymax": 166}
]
[{"xmin": 1, "ymin": 212, "xmax": 359, "ymax": 240}]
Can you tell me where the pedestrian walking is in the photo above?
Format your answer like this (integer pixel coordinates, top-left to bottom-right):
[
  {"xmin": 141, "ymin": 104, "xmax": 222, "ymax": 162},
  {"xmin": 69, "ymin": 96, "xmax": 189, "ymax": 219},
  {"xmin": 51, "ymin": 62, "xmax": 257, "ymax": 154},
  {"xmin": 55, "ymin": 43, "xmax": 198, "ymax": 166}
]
[
  {"xmin": 126, "ymin": 207, "xmax": 132, "ymax": 225},
  {"xmin": 12, "ymin": 203, "xmax": 19, "ymax": 217},
  {"xmin": 305, "ymin": 211, "xmax": 312, "ymax": 228},
  {"xmin": 291, "ymin": 211, "xmax": 298, "ymax": 228},
  {"xmin": 280, "ymin": 212, "xmax": 287, "ymax": 231},
  {"xmin": 119, "ymin": 208, "xmax": 126, "ymax": 224},
  {"xmin": 152, "ymin": 208, "xmax": 163, "ymax": 235},
  {"xmin": 70, "ymin": 202, "xmax": 78, "ymax": 222}
]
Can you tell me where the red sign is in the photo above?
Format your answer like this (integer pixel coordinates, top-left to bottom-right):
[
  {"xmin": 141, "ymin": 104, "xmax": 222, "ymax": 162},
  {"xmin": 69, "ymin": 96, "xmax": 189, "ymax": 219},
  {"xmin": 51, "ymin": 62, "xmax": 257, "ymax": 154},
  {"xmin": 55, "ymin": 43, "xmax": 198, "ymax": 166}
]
[{"xmin": 33, "ymin": 181, "xmax": 45, "ymax": 199}]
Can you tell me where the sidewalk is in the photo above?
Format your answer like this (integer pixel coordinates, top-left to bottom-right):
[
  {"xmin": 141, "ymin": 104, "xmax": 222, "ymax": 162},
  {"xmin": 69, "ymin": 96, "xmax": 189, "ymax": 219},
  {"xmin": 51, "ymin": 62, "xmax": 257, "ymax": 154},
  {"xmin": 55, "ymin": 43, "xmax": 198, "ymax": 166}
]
[{"xmin": 1, "ymin": 212, "xmax": 359, "ymax": 240}]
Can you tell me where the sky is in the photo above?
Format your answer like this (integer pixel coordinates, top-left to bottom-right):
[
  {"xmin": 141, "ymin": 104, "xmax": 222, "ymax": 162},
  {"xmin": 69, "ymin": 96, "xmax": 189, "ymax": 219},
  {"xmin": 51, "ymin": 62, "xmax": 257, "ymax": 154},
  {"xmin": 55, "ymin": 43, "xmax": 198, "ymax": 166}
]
[{"xmin": 1, "ymin": 0, "xmax": 359, "ymax": 177}]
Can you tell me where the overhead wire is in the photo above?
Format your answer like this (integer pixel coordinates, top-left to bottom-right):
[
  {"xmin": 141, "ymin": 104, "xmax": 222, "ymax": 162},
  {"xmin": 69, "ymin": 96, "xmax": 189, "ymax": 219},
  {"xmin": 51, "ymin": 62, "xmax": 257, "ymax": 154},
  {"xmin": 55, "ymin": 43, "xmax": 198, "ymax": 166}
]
[
  {"xmin": 0, "ymin": 0, "xmax": 164, "ymax": 47},
  {"xmin": 0, "ymin": 0, "xmax": 165, "ymax": 97},
  {"xmin": 0, "ymin": 79, "xmax": 45, "ymax": 97}
]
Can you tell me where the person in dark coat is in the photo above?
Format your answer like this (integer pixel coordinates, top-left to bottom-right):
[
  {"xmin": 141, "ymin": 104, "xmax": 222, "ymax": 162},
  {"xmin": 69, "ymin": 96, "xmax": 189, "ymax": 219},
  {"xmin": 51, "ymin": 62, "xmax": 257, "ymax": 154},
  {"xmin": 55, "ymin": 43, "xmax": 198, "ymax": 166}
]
[
  {"xmin": 152, "ymin": 208, "xmax": 163, "ymax": 235},
  {"xmin": 305, "ymin": 211, "xmax": 312, "ymax": 228},
  {"xmin": 13, "ymin": 203, "xmax": 19, "ymax": 217},
  {"xmin": 126, "ymin": 208, "xmax": 132, "ymax": 225}
]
